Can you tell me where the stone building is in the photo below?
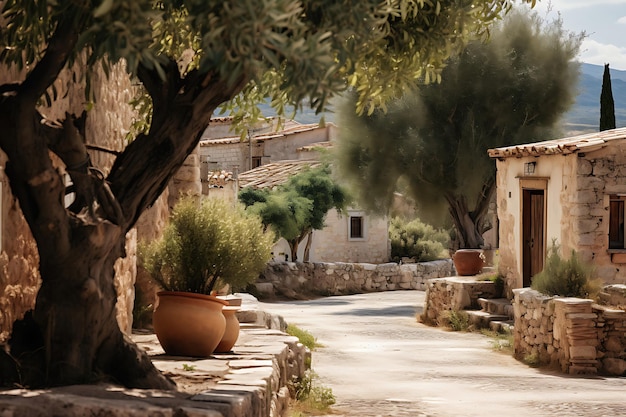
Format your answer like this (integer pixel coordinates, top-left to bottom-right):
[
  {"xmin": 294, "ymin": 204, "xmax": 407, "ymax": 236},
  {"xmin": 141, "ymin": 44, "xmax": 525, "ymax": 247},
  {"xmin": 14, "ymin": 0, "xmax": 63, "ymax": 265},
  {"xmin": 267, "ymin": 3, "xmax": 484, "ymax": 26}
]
[
  {"xmin": 198, "ymin": 117, "xmax": 337, "ymax": 193},
  {"xmin": 237, "ymin": 160, "xmax": 390, "ymax": 263},
  {"xmin": 200, "ymin": 118, "xmax": 390, "ymax": 264},
  {"xmin": 489, "ymin": 127, "xmax": 626, "ymax": 293}
]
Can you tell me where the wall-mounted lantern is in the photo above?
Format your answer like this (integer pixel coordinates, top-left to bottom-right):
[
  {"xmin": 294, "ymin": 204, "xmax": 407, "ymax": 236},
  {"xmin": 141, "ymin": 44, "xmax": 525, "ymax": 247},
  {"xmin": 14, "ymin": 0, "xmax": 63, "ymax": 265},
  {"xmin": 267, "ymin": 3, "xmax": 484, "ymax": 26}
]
[{"xmin": 524, "ymin": 161, "xmax": 536, "ymax": 175}]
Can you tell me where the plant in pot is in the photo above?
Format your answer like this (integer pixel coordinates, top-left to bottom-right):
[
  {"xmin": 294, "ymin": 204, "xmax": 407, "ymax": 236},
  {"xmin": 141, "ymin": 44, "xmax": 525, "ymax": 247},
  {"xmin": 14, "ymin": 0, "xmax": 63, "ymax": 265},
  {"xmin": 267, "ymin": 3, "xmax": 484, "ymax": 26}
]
[{"xmin": 140, "ymin": 196, "xmax": 273, "ymax": 356}]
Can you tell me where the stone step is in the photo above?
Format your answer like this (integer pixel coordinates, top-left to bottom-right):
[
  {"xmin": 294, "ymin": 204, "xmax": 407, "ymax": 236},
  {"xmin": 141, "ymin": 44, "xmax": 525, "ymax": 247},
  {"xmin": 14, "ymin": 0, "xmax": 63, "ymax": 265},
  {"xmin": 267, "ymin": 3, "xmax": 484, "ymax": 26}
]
[
  {"xmin": 489, "ymin": 320, "xmax": 514, "ymax": 334},
  {"xmin": 466, "ymin": 310, "xmax": 511, "ymax": 329},
  {"xmin": 478, "ymin": 298, "xmax": 514, "ymax": 319}
]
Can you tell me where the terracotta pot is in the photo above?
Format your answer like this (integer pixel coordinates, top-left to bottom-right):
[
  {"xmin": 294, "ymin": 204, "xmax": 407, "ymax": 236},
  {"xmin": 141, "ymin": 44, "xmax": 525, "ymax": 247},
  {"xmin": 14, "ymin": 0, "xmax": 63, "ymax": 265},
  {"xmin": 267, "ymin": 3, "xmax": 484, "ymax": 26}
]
[
  {"xmin": 453, "ymin": 249, "xmax": 485, "ymax": 276},
  {"xmin": 214, "ymin": 306, "xmax": 241, "ymax": 353},
  {"xmin": 153, "ymin": 291, "xmax": 228, "ymax": 357}
]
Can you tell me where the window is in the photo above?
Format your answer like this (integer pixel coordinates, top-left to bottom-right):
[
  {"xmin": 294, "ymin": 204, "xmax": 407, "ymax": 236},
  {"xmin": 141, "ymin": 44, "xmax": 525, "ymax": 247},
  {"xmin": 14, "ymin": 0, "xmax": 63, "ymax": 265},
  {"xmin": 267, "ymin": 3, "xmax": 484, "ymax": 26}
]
[
  {"xmin": 609, "ymin": 194, "xmax": 626, "ymax": 249},
  {"xmin": 349, "ymin": 216, "xmax": 364, "ymax": 239},
  {"xmin": 251, "ymin": 156, "xmax": 262, "ymax": 169}
]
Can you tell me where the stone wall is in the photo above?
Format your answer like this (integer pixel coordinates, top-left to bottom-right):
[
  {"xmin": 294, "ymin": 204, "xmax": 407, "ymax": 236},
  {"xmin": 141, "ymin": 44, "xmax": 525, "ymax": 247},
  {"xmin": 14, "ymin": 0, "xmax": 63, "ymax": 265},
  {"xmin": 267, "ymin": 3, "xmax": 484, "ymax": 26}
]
[
  {"xmin": 0, "ymin": 59, "xmax": 138, "ymax": 339},
  {"xmin": 513, "ymin": 288, "xmax": 626, "ymax": 376},
  {"xmin": 257, "ymin": 260, "xmax": 454, "ymax": 299},
  {"xmin": 421, "ymin": 277, "xmax": 500, "ymax": 325}
]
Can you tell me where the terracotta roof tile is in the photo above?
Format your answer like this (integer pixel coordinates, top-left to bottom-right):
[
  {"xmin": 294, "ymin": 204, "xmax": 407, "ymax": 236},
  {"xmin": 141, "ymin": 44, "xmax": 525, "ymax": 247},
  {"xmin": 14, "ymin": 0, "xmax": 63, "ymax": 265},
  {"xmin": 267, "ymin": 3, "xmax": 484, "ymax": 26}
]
[
  {"xmin": 488, "ymin": 127, "xmax": 626, "ymax": 159},
  {"xmin": 237, "ymin": 160, "xmax": 322, "ymax": 189}
]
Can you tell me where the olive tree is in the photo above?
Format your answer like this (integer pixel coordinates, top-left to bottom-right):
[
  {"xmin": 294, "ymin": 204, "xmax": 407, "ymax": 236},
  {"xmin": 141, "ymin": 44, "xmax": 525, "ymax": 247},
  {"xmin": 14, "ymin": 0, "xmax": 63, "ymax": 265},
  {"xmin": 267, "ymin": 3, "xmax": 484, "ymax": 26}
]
[
  {"xmin": 0, "ymin": 0, "xmax": 533, "ymax": 389},
  {"xmin": 336, "ymin": 8, "xmax": 581, "ymax": 249}
]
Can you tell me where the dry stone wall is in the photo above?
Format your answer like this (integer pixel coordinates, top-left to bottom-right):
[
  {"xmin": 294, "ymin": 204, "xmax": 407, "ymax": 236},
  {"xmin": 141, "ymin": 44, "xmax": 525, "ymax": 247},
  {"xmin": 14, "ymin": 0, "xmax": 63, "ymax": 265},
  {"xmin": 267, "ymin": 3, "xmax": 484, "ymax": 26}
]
[
  {"xmin": 257, "ymin": 260, "xmax": 453, "ymax": 299},
  {"xmin": 513, "ymin": 288, "xmax": 626, "ymax": 376}
]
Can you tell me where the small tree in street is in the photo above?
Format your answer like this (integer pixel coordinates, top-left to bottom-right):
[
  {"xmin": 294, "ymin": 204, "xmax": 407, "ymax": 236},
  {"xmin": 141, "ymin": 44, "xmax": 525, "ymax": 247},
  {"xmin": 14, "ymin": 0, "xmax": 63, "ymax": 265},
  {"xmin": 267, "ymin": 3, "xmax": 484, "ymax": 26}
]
[
  {"xmin": 600, "ymin": 63, "xmax": 616, "ymax": 131},
  {"xmin": 239, "ymin": 165, "xmax": 349, "ymax": 262},
  {"xmin": 0, "ymin": 0, "xmax": 534, "ymax": 389}
]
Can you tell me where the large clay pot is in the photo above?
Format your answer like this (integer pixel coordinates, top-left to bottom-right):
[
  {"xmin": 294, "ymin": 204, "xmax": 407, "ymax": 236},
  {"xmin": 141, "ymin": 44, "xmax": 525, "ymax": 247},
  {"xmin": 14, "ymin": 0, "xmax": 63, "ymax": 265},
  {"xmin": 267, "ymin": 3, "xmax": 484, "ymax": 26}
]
[
  {"xmin": 453, "ymin": 249, "xmax": 485, "ymax": 276},
  {"xmin": 153, "ymin": 291, "xmax": 228, "ymax": 357},
  {"xmin": 214, "ymin": 306, "xmax": 241, "ymax": 353}
]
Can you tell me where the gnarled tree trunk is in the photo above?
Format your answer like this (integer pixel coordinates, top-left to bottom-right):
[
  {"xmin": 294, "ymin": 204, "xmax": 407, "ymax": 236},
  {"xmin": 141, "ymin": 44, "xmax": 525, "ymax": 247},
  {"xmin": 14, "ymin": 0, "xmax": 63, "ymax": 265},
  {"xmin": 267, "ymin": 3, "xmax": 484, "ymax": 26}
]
[
  {"xmin": 445, "ymin": 180, "xmax": 495, "ymax": 250},
  {"xmin": 0, "ymin": 43, "xmax": 247, "ymax": 388}
]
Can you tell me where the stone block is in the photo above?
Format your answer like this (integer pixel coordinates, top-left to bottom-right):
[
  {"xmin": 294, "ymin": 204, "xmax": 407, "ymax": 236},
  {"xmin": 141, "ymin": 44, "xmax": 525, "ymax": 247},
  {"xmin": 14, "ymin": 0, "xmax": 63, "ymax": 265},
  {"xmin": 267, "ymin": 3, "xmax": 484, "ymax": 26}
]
[
  {"xmin": 602, "ymin": 358, "xmax": 626, "ymax": 376},
  {"xmin": 569, "ymin": 345, "xmax": 596, "ymax": 360}
]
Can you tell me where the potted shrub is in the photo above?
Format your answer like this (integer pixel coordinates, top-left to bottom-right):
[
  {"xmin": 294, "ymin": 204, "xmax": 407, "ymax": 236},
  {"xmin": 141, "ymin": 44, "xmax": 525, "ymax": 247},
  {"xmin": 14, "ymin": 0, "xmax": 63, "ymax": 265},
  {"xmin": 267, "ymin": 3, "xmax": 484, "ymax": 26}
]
[{"xmin": 141, "ymin": 196, "xmax": 273, "ymax": 356}]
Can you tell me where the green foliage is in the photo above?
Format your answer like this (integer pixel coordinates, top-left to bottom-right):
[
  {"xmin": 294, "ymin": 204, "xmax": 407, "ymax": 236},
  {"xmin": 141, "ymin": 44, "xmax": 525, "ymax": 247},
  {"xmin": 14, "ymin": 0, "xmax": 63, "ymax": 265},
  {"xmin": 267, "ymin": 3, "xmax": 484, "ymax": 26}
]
[
  {"xmin": 239, "ymin": 164, "xmax": 349, "ymax": 259},
  {"xmin": 140, "ymin": 196, "xmax": 273, "ymax": 295},
  {"xmin": 482, "ymin": 329, "xmax": 514, "ymax": 354},
  {"xmin": 289, "ymin": 370, "xmax": 336, "ymax": 415},
  {"xmin": 335, "ymin": 8, "xmax": 582, "ymax": 229},
  {"xmin": 389, "ymin": 216, "xmax": 449, "ymax": 262},
  {"xmin": 286, "ymin": 324, "xmax": 320, "ymax": 350},
  {"xmin": 181, "ymin": 364, "xmax": 196, "ymax": 372},
  {"xmin": 437, "ymin": 310, "xmax": 470, "ymax": 331},
  {"xmin": 531, "ymin": 242, "xmax": 599, "ymax": 299},
  {"xmin": 1, "ymin": 0, "xmax": 534, "ymax": 121}
]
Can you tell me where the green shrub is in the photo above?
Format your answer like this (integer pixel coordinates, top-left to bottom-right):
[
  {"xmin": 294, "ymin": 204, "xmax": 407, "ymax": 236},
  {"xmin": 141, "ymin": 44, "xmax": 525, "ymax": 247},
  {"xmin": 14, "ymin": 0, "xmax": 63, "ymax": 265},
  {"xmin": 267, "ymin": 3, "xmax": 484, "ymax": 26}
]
[
  {"xmin": 287, "ymin": 324, "xmax": 320, "ymax": 350},
  {"xmin": 437, "ymin": 309, "xmax": 470, "ymax": 331},
  {"xmin": 531, "ymin": 242, "xmax": 600, "ymax": 299},
  {"xmin": 140, "ymin": 196, "xmax": 274, "ymax": 294},
  {"xmin": 289, "ymin": 370, "xmax": 336, "ymax": 415},
  {"xmin": 389, "ymin": 216, "xmax": 450, "ymax": 262}
]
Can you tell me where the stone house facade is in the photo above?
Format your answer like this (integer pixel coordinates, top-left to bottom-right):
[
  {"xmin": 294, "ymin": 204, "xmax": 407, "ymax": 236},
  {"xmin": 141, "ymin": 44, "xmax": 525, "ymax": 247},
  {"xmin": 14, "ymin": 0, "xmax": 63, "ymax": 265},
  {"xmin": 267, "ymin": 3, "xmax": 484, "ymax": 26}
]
[
  {"xmin": 236, "ymin": 160, "xmax": 390, "ymax": 263},
  {"xmin": 198, "ymin": 117, "xmax": 336, "ymax": 193},
  {"xmin": 489, "ymin": 127, "xmax": 626, "ymax": 293},
  {"xmin": 200, "ymin": 118, "xmax": 390, "ymax": 264}
]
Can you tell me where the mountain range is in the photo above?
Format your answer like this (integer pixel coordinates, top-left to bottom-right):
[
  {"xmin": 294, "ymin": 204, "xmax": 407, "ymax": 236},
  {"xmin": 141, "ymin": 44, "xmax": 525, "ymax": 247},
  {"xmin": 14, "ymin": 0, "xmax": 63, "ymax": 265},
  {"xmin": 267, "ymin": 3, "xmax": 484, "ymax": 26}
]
[
  {"xmin": 267, "ymin": 62, "xmax": 626, "ymax": 137},
  {"xmin": 565, "ymin": 63, "xmax": 626, "ymax": 135}
]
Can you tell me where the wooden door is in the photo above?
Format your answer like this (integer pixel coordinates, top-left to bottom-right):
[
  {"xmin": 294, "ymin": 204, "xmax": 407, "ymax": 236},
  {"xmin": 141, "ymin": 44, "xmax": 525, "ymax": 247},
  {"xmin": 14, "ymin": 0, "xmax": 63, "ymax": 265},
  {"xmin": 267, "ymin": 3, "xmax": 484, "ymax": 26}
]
[{"xmin": 522, "ymin": 189, "xmax": 545, "ymax": 287}]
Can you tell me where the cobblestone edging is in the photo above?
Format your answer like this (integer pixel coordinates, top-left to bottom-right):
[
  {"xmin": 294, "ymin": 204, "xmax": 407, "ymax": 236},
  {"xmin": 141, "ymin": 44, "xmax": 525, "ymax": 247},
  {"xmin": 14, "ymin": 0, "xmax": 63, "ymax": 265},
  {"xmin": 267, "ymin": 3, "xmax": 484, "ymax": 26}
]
[
  {"xmin": 257, "ymin": 259, "xmax": 454, "ymax": 298},
  {"xmin": 0, "ymin": 303, "xmax": 307, "ymax": 417},
  {"xmin": 513, "ymin": 288, "xmax": 626, "ymax": 376}
]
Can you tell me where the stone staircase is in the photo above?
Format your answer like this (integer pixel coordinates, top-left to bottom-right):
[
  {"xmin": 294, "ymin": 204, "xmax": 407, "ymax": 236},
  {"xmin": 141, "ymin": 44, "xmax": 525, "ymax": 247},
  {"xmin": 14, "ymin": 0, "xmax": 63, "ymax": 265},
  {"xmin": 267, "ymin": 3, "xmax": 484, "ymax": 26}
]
[{"xmin": 466, "ymin": 298, "xmax": 514, "ymax": 333}]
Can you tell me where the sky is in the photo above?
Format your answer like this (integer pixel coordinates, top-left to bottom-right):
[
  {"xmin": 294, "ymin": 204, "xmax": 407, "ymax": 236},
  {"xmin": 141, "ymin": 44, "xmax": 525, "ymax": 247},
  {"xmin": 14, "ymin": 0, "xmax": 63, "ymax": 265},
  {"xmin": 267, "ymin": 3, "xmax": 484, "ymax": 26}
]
[{"xmin": 527, "ymin": 0, "xmax": 626, "ymax": 70}]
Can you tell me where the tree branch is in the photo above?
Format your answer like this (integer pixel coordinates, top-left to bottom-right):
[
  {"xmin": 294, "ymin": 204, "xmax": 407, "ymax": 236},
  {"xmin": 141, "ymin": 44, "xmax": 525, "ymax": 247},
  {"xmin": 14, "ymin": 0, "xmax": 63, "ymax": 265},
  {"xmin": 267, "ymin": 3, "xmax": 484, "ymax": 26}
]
[
  {"xmin": 18, "ymin": 15, "xmax": 82, "ymax": 104},
  {"xmin": 108, "ymin": 72, "xmax": 249, "ymax": 232}
]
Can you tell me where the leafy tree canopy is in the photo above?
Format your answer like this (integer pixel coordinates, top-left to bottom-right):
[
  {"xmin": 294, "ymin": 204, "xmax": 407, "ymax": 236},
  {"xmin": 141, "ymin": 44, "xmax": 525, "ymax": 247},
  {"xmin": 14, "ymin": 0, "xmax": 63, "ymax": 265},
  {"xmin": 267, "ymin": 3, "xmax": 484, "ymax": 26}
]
[
  {"xmin": 0, "ymin": 0, "xmax": 535, "ymax": 389},
  {"xmin": 335, "ymin": 8, "xmax": 582, "ymax": 247},
  {"xmin": 239, "ymin": 164, "xmax": 349, "ymax": 260}
]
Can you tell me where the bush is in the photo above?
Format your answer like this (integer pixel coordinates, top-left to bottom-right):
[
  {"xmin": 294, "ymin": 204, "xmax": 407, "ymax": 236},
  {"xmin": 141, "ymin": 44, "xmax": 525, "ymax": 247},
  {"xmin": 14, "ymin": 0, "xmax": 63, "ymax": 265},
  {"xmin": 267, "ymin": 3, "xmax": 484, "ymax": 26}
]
[
  {"xmin": 437, "ymin": 309, "xmax": 470, "ymax": 331},
  {"xmin": 286, "ymin": 324, "xmax": 320, "ymax": 350},
  {"xmin": 289, "ymin": 370, "xmax": 336, "ymax": 415},
  {"xmin": 389, "ymin": 216, "xmax": 450, "ymax": 262},
  {"xmin": 531, "ymin": 242, "xmax": 600, "ymax": 298},
  {"xmin": 140, "ymin": 196, "xmax": 274, "ymax": 294}
]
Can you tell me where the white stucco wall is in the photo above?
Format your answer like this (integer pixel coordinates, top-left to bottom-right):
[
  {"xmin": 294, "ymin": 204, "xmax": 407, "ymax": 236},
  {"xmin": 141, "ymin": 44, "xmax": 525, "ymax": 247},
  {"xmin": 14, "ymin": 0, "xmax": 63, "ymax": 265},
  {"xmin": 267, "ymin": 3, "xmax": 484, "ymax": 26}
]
[{"xmin": 496, "ymin": 155, "xmax": 571, "ymax": 291}]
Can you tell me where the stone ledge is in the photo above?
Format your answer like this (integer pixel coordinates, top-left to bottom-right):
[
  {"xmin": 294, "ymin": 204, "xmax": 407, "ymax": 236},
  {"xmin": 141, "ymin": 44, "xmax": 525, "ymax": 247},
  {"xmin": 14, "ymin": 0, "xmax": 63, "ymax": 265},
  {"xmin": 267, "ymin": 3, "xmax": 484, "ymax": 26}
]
[{"xmin": 0, "ymin": 306, "xmax": 306, "ymax": 417}]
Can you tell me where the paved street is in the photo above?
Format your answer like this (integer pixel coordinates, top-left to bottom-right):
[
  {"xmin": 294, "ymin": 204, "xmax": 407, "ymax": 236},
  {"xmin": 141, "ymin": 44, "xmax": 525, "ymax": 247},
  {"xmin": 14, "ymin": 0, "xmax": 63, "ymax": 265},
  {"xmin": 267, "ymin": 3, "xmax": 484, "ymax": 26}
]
[{"xmin": 260, "ymin": 290, "xmax": 626, "ymax": 417}]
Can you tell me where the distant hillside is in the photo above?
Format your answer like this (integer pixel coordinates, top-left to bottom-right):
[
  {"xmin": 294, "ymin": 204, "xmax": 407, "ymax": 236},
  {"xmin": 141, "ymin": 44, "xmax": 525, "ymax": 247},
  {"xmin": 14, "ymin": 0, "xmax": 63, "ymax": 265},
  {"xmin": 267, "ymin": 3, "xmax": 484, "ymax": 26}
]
[
  {"xmin": 564, "ymin": 63, "xmax": 626, "ymax": 135},
  {"xmin": 266, "ymin": 62, "xmax": 626, "ymax": 136}
]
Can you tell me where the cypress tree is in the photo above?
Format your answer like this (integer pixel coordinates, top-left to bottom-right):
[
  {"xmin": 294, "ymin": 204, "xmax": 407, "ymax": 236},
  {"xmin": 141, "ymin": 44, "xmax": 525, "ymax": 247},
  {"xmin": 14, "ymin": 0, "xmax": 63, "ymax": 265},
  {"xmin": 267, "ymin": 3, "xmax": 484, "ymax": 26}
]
[{"xmin": 600, "ymin": 63, "xmax": 616, "ymax": 131}]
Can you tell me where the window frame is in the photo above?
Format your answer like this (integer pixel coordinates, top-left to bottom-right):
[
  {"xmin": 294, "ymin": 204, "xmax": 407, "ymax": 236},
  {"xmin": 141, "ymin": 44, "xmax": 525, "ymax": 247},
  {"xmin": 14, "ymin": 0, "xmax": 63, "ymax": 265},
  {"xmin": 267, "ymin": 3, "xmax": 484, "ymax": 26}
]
[
  {"xmin": 348, "ymin": 211, "xmax": 366, "ymax": 241},
  {"xmin": 609, "ymin": 194, "xmax": 626, "ymax": 250}
]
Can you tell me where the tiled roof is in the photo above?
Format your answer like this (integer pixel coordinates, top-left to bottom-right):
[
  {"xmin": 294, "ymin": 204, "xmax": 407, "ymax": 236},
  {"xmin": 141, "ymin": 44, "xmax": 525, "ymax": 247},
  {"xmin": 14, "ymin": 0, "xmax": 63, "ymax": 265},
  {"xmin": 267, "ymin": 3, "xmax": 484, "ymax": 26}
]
[
  {"xmin": 488, "ymin": 127, "xmax": 626, "ymax": 159},
  {"xmin": 200, "ymin": 121, "xmax": 329, "ymax": 146},
  {"xmin": 297, "ymin": 141, "xmax": 332, "ymax": 152},
  {"xmin": 237, "ymin": 160, "xmax": 322, "ymax": 189}
]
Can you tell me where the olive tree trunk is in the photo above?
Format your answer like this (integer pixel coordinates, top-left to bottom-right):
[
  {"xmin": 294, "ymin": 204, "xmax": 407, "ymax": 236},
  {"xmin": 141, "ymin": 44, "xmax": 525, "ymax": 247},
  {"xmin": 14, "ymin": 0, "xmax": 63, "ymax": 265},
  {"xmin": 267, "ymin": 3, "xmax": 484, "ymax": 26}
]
[
  {"xmin": 445, "ymin": 180, "xmax": 495, "ymax": 250},
  {"xmin": 0, "ymin": 46, "xmax": 247, "ymax": 388}
]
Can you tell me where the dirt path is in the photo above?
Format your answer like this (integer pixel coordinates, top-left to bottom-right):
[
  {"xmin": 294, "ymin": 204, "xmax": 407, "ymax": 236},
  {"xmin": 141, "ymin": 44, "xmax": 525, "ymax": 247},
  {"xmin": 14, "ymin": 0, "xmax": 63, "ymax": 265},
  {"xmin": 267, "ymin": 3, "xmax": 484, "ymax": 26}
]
[{"xmin": 260, "ymin": 290, "xmax": 626, "ymax": 417}]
